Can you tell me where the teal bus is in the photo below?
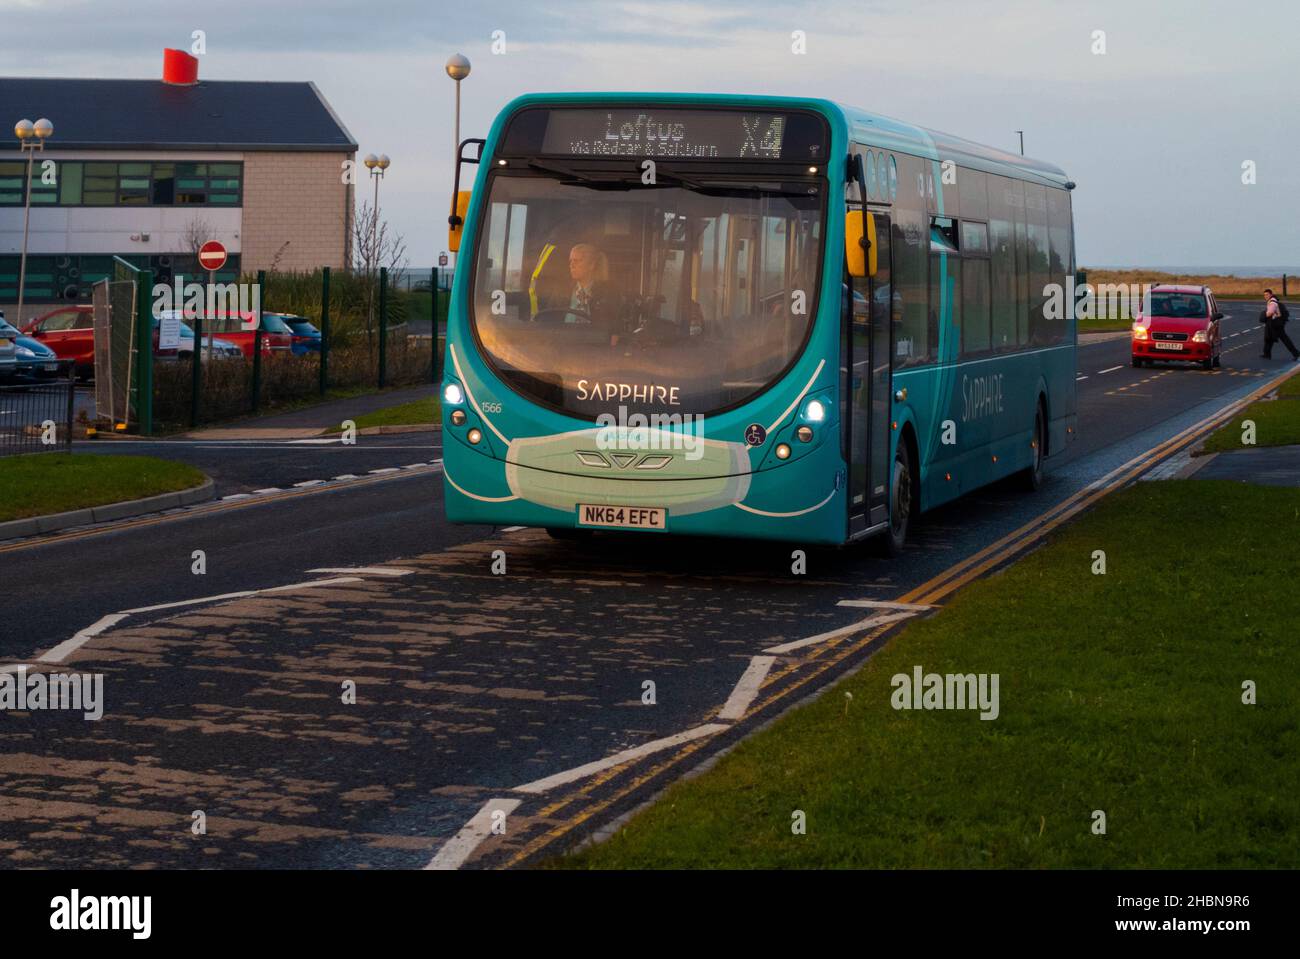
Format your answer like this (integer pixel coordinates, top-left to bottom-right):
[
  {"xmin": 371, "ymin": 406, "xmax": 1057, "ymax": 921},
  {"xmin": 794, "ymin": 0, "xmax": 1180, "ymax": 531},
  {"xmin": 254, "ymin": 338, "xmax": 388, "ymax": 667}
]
[{"xmin": 441, "ymin": 93, "xmax": 1077, "ymax": 551}]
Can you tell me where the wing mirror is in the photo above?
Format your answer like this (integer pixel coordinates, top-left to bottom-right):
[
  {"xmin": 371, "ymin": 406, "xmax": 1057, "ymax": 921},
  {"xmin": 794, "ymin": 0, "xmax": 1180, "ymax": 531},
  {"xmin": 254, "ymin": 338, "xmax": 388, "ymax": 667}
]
[
  {"xmin": 1212, "ymin": 311, "xmax": 1224, "ymax": 320},
  {"xmin": 844, "ymin": 210, "xmax": 878, "ymax": 278}
]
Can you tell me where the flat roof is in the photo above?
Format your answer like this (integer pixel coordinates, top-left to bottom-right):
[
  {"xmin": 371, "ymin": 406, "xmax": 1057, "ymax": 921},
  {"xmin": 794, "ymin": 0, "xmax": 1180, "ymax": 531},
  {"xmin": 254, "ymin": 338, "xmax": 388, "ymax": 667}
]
[{"xmin": 0, "ymin": 78, "xmax": 357, "ymax": 153}]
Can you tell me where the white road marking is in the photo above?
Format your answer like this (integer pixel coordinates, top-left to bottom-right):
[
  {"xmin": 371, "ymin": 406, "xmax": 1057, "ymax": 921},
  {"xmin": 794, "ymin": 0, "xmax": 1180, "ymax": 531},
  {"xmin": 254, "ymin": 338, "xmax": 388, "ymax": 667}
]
[
  {"xmin": 836, "ymin": 599, "xmax": 936, "ymax": 612},
  {"xmin": 307, "ymin": 566, "xmax": 414, "ymax": 577},
  {"xmin": 33, "ymin": 614, "xmax": 130, "ymax": 665},
  {"xmin": 253, "ymin": 487, "xmax": 282, "ymax": 494},
  {"xmin": 402, "ymin": 463, "xmax": 426, "ymax": 469},
  {"xmin": 369, "ymin": 468, "xmax": 400, "ymax": 474},
  {"xmin": 1076, "ymin": 375, "xmax": 1088, "ymax": 381},
  {"xmin": 514, "ymin": 724, "xmax": 730, "ymax": 794},
  {"xmin": 425, "ymin": 797, "xmax": 523, "ymax": 870},
  {"xmin": 764, "ymin": 610, "xmax": 918, "ymax": 655},
  {"xmin": 501, "ymin": 526, "xmax": 526, "ymax": 533},
  {"xmin": 221, "ymin": 493, "xmax": 252, "ymax": 501},
  {"xmin": 288, "ymin": 438, "xmax": 342, "ymax": 445},
  {"xmin": 717, "ymin": 656, "xmax": 776, "ymax": 720},
  {"xmin": 332, "ymin": 474, "xmax": 359, "ymax": 480},
  {"xmin": 293, "ymin": 479, "xmax": 324, "ymax": 488},
  {"xmin": 9, "ymin": 577, "xmax": 366, "ymax": 674},
  {"xmin": 1097, "ymin": 365, "xmax": 1124, "ymax": 374}
]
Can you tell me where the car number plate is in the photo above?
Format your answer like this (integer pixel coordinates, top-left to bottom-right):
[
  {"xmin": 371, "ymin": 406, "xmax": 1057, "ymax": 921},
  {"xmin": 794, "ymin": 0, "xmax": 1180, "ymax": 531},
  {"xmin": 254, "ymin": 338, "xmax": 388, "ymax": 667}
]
[
  {"xmin": 1155, "ymin": 342, "xmax": 1184, "ymax": 350},
  {"xmin": 578, "ymin": 504, "xmax": 667, "ymax": 530}
]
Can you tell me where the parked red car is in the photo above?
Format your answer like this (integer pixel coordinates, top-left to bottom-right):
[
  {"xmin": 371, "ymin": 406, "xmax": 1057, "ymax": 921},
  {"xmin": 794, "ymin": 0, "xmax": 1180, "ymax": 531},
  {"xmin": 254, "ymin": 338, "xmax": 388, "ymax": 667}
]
[
  {"xmin": 1132, "ymin": 284, "xmax": 1223, "ymax": 370},
  {"xmin": 22, "ymin": 305, "xmax": 95, "ymax": 377},
  {"xmin": 199, "ymin": 312, "xmax": 294, "ymax": 357}
]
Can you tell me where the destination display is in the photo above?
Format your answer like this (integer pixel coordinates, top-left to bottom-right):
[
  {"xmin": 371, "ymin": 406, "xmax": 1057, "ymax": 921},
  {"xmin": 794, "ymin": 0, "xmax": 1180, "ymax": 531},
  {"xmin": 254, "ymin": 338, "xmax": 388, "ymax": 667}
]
[{"xmin": 502, "ymin": 107, "xmax": 829, "ymax": 162}]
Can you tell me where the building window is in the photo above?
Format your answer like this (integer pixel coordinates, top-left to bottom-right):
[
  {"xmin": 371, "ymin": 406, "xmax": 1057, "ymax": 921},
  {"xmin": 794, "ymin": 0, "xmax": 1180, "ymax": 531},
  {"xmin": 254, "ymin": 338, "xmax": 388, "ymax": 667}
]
[
  {"xmin": 0, "ymin": 160, "xmax": 243, "ymax": 208},
  {"xmin": 0, "ymin": 253, "xmax": 241, "ymax": 305}
]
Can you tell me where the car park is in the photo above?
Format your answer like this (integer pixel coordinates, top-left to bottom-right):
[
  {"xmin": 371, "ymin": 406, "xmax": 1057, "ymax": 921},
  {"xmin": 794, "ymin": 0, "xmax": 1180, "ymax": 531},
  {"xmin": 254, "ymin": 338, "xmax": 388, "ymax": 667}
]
[
  {"xmin": 20, "ymin": 305, "xmax": 95, "ymax": 378},
  {"xmin": 0, "ymin": 318, "xmax": 16, "ymax": 382},
  {"xmin": 1132, "ymin": 284, "xmax": 1223, "ymax": 370},
  {"xmin": 198, "ymin": 312, "xmax": 294, "ymax": 357},
  {"xmin": 0, "ymin": 315, "xmax": 61, "ymax": 379},
  {"xmin": 269, "ymin": 313, "xmax": 322, "ymax": 354},
  {"xmin": 152, "ymin": 312, "xmax": 243, "ymax": 360}
]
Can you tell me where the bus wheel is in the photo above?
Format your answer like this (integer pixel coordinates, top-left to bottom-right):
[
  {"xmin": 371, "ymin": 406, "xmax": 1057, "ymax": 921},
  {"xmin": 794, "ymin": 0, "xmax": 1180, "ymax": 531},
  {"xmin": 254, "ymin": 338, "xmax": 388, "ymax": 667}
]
[
  {"xmin": 880, "ymin": 442, "xmax": 914, "ymax": 556},
  {"xmin": 1021, "ymin": 405, "xmax": 1046, "ymax": 491}
]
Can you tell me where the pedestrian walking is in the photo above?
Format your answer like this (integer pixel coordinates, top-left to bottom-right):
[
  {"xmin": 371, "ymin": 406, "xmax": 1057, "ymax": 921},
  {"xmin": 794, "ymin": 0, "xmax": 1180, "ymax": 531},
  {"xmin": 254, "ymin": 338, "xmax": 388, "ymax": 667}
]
[{"xmin": 1260, "ymin": 288, "xmax": 1299, "ymax": 360}]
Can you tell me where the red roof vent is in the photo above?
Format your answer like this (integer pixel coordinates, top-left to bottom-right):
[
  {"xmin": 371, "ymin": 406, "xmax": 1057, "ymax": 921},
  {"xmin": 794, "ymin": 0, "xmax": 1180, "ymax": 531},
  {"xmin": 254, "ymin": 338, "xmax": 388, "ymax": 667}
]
[{"xmin": 162, "ymin": 49, "xmax": 199, "ymax": 85}]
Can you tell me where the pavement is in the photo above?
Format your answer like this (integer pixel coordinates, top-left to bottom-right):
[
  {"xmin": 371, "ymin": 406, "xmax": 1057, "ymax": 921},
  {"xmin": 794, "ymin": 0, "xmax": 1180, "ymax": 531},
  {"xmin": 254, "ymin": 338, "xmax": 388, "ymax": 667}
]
[
  {"xmin": 176, "ymin": 383, "xmax": 434, "ymax": 439},
  {"xmin": 2, "ymin": 301, "xmax": 1299, "ymax": 869}
]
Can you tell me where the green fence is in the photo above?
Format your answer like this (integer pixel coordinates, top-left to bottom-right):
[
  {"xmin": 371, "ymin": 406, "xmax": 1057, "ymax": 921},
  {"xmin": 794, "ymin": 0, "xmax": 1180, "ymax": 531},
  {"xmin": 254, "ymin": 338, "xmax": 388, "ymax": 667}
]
[{"xmin": 147, "ymin": 266, "xmax": 441, "ymax": 433}]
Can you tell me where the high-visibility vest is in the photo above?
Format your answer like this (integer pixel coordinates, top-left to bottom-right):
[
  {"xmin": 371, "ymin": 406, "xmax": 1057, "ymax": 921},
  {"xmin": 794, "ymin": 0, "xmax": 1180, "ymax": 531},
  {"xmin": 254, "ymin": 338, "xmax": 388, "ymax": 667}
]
[{"xmin": 528, "ymin": 243, "xmax": 557, "ymax": 316}]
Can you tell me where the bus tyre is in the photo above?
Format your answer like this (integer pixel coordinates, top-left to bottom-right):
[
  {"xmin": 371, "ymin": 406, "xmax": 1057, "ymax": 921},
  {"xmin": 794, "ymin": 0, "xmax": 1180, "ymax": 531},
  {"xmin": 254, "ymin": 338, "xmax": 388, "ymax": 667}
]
[
  {"xmin": 880, "ymin": 442, "xmax": 914, "ymax": 557},
  {"xmin": 1021, "ymin": 405, "xmax": 1046, "ymax": 491}
]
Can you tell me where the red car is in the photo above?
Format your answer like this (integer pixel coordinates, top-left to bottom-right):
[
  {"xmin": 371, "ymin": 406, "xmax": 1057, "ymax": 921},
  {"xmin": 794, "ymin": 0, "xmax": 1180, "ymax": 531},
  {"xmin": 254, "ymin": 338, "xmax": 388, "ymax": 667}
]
[
  {"xmin": 1132, "ymin": 284, "xmax": 1223, "ymax": 370},
  {"xmin": 22, "ymin": 305, "xmax": 95, "ymax": 377},
  {"xmin": 195, "ymin": 312, "xmax": 294, "ymax": 358}
]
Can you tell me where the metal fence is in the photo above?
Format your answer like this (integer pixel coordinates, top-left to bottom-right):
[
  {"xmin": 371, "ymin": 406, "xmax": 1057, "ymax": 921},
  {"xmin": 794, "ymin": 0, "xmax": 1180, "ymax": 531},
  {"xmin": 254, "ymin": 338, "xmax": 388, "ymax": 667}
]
[
  {"xmin": 0, "ymin": 367, "xmax": 76, "ymax": 456},
  {"xmin": 92, "ymin": 264, "xmax": 139, "ymax": 427}
]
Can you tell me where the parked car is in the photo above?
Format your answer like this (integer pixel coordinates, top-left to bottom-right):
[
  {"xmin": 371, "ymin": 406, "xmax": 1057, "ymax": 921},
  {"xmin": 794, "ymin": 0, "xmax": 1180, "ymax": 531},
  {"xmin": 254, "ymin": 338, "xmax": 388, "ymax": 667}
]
[
  {"xmin": 0, "ymin": 315, "xmax": 16, "ymax": 382},
  {"xmin": 269, "ymin": 313, "xmax": 322, "ymax": 354},
  {"xmin": 1132, "ymin": 284, "xmax": 1223, "ymax": 370},
  {"xmin": 21, "ymin": 305, "xmax": 95, "ymax": 378},
  {"xmin": 152, "ymin": 312, "xmax": 243, "ymax": 360},
  {"xmin": 194, "ymin": 312, "xmax": 294, "ymax": 358},
  {"xmin": 0, "ymin": 315, "xmax": 60, "ymax": 379}
]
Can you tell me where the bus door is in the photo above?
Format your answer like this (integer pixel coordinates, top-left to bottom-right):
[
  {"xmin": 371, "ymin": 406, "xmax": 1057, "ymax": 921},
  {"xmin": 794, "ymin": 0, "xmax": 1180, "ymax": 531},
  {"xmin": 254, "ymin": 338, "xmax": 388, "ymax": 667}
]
[{"xmin": 846, "ymin": 211, "xmax": 894, "ymax": 535}]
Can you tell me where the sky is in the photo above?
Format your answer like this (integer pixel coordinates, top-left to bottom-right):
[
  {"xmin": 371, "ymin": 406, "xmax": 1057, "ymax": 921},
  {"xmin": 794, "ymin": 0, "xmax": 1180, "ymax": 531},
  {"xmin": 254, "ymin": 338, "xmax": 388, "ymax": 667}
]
[{"xmin": 2, "ymin": 0, "xmax": 1297, "ymax": 270}]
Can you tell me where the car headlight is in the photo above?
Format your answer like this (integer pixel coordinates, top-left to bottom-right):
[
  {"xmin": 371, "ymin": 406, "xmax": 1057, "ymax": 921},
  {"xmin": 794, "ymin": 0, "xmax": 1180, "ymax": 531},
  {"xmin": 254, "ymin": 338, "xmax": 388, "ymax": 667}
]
[
  {"xmin": 15, "ymin": 345, "xmax": 34, "ymax": 357},
  {"xmin": 1132, "ymin": 326, "xmax": 1149, "ymax": 340},
  {"xmin": 1192, "ymin": 329, "xmax": 1209, "ymax": 343}
]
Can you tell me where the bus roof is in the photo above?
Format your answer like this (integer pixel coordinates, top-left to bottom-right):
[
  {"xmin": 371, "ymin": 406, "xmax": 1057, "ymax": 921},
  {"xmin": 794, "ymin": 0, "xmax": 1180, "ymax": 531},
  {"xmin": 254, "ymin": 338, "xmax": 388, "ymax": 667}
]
[
  {"xmin": 835, "ymin": 101, "xmax": 1071, "ymax": 190},
  {"xmin": 494, "ymin": 92, "xmax": 1073, "ymax": 191}
]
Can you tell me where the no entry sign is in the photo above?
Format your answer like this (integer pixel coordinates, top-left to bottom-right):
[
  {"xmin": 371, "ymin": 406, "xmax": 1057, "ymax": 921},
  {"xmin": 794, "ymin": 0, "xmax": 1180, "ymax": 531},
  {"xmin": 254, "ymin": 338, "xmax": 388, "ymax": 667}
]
[{"xmin": 198, "ymin": 240, "xmax": 228, "ymax": 272}]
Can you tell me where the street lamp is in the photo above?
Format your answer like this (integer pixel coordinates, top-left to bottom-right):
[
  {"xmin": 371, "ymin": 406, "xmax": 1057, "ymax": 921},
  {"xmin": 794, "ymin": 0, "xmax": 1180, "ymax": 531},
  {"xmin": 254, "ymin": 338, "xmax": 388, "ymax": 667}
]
[
  {"xmin": 14, "ymin": 117, "xmax": 53, "ymax": 325},
  {"xmin": 445, "ymin": 54, "xmax": 471, "ymax": 161},
  {"xmin": 444, "ymin": 54, "xmax": 471, "ymax": 269},
  {"xmin": 362, "ymin": 152, "xmax": 390, "ymax": 327}
]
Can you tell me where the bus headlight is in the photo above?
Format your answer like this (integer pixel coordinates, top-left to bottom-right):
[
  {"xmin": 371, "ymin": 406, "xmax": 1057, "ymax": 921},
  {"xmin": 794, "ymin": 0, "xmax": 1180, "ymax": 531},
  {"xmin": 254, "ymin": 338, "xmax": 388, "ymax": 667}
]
[
  {"xmin": 444, "ymin": 382, "xmax": 464, "ymax": 405},
  {"xmin": 805, "ymin": 399, "xmax": 826, "ymax": 422}
]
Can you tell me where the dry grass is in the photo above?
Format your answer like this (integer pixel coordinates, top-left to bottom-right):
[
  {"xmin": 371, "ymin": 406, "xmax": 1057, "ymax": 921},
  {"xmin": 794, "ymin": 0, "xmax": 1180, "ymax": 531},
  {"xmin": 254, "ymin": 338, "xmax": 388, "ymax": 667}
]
[{"xmin": 1083, "ymin": 269, "xmax": 1292, "ymax": 298}]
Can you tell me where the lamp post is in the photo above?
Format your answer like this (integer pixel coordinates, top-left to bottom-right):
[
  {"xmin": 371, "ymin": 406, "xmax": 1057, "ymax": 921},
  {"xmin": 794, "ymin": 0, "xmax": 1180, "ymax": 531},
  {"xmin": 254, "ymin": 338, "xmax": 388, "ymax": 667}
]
[
  {"xmin": 444, "ymin": 54, "xmax": 471, "ymax": 270},
  {"xmin": 362, "ymin": 152, "xmax": 390, "ymax": 329},
  {"xmin": 13, "ymin": 117, "xmax": 53, "ymax": 326}
]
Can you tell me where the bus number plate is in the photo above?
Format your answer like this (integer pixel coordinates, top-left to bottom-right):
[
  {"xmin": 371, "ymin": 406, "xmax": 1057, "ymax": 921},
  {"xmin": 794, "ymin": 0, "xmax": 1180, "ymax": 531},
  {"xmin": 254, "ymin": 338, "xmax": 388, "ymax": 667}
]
[
  {"xmin": 578, "ymin": 504, "xmax": 666, "ymax": 530},
  {"xmin": 1155, "ymin": 342, "xmax": 1183, "ymax": 350}
]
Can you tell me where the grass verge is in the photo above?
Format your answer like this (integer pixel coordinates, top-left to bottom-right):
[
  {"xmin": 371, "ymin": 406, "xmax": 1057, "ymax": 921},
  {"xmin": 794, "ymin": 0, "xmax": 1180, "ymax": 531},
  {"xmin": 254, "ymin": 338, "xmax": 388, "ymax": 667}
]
[
  {"xmin": 324, "ymin": 396, "xmax": 439, "ymax": 433},
  {"xmin": 1202, "ymin": 373, "xmax": 1300, "ymax": 452},
  {"xmin": 0, "ymin": 454, "xmax": 208, "ymax": 522},
  {"xmin": 558, "ymin": 480, "xmax": 1300, "ymax": 869}
]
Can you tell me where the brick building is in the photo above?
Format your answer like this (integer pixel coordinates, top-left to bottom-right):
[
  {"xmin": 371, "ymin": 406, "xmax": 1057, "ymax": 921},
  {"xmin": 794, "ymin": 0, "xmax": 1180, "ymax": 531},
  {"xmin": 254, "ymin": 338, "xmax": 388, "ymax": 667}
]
[{"xmin": 0, "ymin": 50, "xmax": 357, "ymax": 323}]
